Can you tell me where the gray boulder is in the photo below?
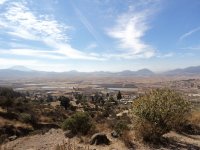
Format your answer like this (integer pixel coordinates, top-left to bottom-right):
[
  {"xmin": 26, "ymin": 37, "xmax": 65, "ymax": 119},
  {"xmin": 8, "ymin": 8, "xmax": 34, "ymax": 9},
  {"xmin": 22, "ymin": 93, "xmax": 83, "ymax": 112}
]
[
  {"xmin": 111, "ymin": 130, "xmax": 119, "ymax": 138},
  {"xmin": 90, "ymin": 133, "xmax": 110, "ymax": 145},
  {"xmin": 64, "ymin": 130, "xmax": 74, "ymax": 138},
  {"xmin": 8, "ymin": 135, "xmax": 17, "ymax": 141}
]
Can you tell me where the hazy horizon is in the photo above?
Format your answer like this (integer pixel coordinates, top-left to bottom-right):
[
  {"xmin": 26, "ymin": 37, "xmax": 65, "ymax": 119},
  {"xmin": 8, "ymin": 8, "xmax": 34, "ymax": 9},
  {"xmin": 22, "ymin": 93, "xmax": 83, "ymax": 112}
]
[
  {"xmin": 0, "ymin": 0, "xmax": 200, "ymax": 72},
  {"xmin": 1, "ymin": 64, "xmax": 200, "ymax": 74}
]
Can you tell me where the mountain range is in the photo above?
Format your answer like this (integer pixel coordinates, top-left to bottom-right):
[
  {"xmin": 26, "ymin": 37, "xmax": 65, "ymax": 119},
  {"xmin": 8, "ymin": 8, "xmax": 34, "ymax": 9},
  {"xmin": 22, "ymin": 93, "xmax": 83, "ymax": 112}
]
[{"xmin": 0, "ymin": 65, "xmax": 200, "ymax": 79}]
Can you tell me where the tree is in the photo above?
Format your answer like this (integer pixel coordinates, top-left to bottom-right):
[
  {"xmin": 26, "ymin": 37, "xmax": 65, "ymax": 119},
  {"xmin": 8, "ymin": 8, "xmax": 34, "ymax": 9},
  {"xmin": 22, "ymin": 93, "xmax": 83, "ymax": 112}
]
[
  {"xmin": 117, "ymin": 91, "xmax": 122, "ymax": 100},
  {"xmin": 108, "ymin": 96, "xmax": 118, "ymax": 105},
  {"xmin": 47, "ymin": 94, "xmax": 53, "ymax": 102},
  {"xmin": 0, "ymin": 96, "xmax": 13, "ymax": 111},
  {"xmin": 0, "ymin": 87, "xmax": 21, "ymax": 98},
  {"xmin": 132, "ymin": 88, "xmax": 190, "ymax": 142},
  {"xmin": 59, "ymin": 96, "xmax": 70, "ymax": 110},
  {"xmin": 106, "ymin": 93, "xmax": 109, "ymax": 98},
  {"xmin": 62, "ymin": 112, "xmax": 93, "ymax": 135}
]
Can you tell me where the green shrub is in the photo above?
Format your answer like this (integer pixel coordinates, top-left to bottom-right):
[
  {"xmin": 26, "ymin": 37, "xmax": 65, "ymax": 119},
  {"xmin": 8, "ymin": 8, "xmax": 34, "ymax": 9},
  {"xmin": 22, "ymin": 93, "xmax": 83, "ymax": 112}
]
[
  {"xmin": 62, "ymin": 112, "xmax": 93, "ymax": 135},
  {"xmin": 0, "ymin": 87, "xmax": 21, "ymax": 98},
  {"xmin": 132, "ymin": 88, "xmax": 190, "ymax": 142},
  {"xmin": 114, "ymin": 120, "xmax": 129, "ymax": 135},
  {"xmin": 59, "ymin": 96, "xmax": 70, "ymax": 110},
  {"xmin": 0, "ymin": 96, "xmax": 13, "ymax": 110},
  {"xmin": 19, "ymin": 113, "xmax": 36, "ymax": 124}
]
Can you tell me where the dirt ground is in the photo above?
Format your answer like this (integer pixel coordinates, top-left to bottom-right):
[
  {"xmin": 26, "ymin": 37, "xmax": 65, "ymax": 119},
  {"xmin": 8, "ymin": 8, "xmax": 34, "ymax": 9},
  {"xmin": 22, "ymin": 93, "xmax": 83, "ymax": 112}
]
[
  {"xmin": 0, "ymin": 129, "xmax": 127, "ymax": 150},
  {"xmin": 1, "ymin": 129, "xmax": 200, "ymax": 150}
]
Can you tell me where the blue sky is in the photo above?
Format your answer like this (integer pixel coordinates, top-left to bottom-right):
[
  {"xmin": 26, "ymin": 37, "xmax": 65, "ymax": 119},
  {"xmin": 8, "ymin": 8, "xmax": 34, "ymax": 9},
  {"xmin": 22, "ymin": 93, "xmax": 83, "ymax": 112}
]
[{"xmin": 0, "ymin": 0, "xmax": 200, "ymax": 72}]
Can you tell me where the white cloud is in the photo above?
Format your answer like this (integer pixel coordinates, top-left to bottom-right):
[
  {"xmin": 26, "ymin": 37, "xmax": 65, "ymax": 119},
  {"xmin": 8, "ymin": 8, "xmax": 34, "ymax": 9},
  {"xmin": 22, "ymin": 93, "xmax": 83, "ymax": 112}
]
[
  {"xmin": 3, "ymin": 1, "xmax": 69, "ymax": 41},
  {"xmin": 72, "ymin": 3, "xmax": 100, "ymax": 44},
  {"xmin": 0, "ymin": 58, "xmax": 37, "ymax": 67},
  {"xmin": 8, "ymin": 30, "xmax": 37, "ymax": 40},
  {"xmin": 156, "ymin": 52, "xmax": 174, "ymax": 58},
  {"xmin": 43, "ymin": 38, "xmax": 104, "ymax": 60},
  {"xmin": 0, "ymin": 0, "xmax": 161, "ymax": 64},
  {"xmin": 0, "ymin": 49, "xmax": 66, "ymax": 59},
  {"xmin": 181, "ymin": 45, "xmax": 200, "ymax": 51},
  {"xmin": 103, "ymin": 50, "xmax": 155, "ymax": 60},
  {"xmin": 179, "ymin": 26, "xmax": 200, "ymax": 41},
  {"xmin": 106, "ymin": 1, "xmax": 158, "ymax": 58},
  {"xmin": 0, "ymin": 0, "xmax": 7, "ymax": 5},
  {"xmin": 0, "ymin": 58, "xmax": 70, "ymax": 72},
  {"xmin": 0, "ymin": 1, "xmax": 101, "ymax": 60}
]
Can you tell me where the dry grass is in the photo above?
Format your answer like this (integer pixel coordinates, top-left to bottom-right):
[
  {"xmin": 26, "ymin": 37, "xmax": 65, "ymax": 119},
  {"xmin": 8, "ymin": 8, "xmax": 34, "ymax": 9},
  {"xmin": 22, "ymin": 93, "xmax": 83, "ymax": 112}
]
[
  {"xmin": 95, "ymin": 122, "xmax": 110, "ymax": 133},
  {"xmin": 0, "ymin": 117, "xmax": 33, "ymax": 129},
  {"xmin": 0, "ymin": 117, "xmax": 12, "ymax": 126},
  {"xmin": 55, "ymin": 139, "xmax": 90, "ymax": 150},
  {"xmin": 120, "ymin": 131, "xmax": 135, "ymax": 148},
  {"xmin": 0, "ymin": 108, "xmax": 6, "ymax": 113},
  {"xmin": 51, "ymin": 101, "xmax": 60, "ymax": 107},
  {"xmin": 189, "ymin": 111, "xmax": 200, "ymax": 126},
  {"xmin": 39, "ymin": 115, "xmax": 53, "ymax": 123}
]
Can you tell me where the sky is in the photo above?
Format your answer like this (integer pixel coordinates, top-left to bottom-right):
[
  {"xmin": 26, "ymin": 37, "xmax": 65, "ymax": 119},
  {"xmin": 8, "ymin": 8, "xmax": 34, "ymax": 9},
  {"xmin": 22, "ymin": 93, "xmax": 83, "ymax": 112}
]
[{"xmin": 0, "ymin": 0, "xmax": 200, "ymax": 72}]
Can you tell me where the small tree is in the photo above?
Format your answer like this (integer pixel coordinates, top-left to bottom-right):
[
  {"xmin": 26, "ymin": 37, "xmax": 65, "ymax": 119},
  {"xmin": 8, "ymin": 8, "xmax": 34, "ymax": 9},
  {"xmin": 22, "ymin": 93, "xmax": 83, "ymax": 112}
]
[
  {"xmin": 108, "ymin": 96, "xmax": 118, "ymax": 105},
  {"xmin": 0, "ymin": 96, "xmax": 13, "ymax": 111},
  {"xmin": 59, "ymin": 96, "xmax": 70, "ymax": 110},
  {"xmin": 0, "ymin": 87, "xmax": 20, "ymax": 98},
  {"xmin": 62, "ymin": 112, "xmax": 93, "ymax": 135},
  {"xmin": 47, "ymin": 94, "xmax": 53, "ymax": 102},
  {"xmin": 114, "ymin": 120, "xmax": 129, "ymax": 136},
  {"xmin": 117, "ymin": 91, "xmax": 122, "ymax": 100},
  {"xmin": 132, "ymin": 88, "xmax": 190, "ymax": 142}
]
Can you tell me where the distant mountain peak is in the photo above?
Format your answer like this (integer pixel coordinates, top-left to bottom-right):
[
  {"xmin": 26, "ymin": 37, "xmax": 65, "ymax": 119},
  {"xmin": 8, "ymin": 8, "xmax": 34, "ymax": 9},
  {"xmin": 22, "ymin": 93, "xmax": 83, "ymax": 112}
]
[
  {"xmin": 137, "ymin": 68, "xmax": 151, "ymax": 71},
  {"xmin": 165, "ymin": 65, "xmax": 200, "ymax": 75},
  {"xmin": 9, "ymin": 66, "xmax": 32, "ymax": 72},
  {"xmin": 137, "ymin": 68, "xmax": 154, "ymax": 73}
]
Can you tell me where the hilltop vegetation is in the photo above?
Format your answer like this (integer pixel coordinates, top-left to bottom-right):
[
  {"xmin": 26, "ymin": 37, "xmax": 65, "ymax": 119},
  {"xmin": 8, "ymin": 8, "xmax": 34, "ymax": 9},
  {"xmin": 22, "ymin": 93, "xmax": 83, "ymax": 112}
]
[
  {"xmin": 0, "ymin": 86, "xmax": 200, "ymax": 150},
  {"xmin": 132, "ymin": 89, "xmax": 191, "ymax": 142}
]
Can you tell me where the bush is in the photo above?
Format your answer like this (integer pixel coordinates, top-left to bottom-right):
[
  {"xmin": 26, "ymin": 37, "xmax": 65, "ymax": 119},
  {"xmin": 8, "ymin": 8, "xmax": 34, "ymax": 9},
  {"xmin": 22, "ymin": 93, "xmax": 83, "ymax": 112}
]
[
  {"xmin": 178, "ymin": 110, "xmax": 200, "ymax": 135},
  {"xmin": 114, "ymin": 120, "xmax": 129, "ymax": 136},
  {"xmin": 19, "ymin": 113, "xmax": 37, "ymax": 124},
  {"xmin": 0, "ymin": 96, "xmax": 13, "ymax": 111},
  {"xmin": 132, "ymin": 88, "xmax": 190, "ymax": 142},
  {"xmin": 0, "ymin": 87, "xmax": 21, "ymax": 98},
  {"xmin": 62, "ymin": 112, "xmax": 93, "ymax": 135},
  {"xmin": 121, "ymin": 131, "xmax": 135, "ymax": 148},
  {"xmin": 59, "ymin": 96, "xmax": 70, "ymax": 110}
]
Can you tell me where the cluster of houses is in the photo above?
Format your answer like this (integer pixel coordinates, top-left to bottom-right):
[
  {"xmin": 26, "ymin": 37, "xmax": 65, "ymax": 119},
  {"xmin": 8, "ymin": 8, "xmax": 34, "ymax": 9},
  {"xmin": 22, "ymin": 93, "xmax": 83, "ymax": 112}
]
[{"xmin": 24, "ymin": 86, "xmax": 138, "ymax": 106}]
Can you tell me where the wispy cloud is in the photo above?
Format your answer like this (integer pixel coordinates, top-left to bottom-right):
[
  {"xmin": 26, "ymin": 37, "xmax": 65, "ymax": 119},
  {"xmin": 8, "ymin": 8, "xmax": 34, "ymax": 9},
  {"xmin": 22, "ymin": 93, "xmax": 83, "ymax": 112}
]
[
  {"xmin": 42, "ymin": 38, "xmax": 104, "ymax": 60},
  {"xmin": 72, "ymin": 5, "xmax": 99, "ymax": 43},
  {"xmin": 0, "ymin": 58, "xmax": 38, "ymax": 67},
  {"xmin": 0, "ymin": 1, "xmax": 101, "ymax": 60},
  {"xmin": 179, "ymin": 26, "xmax": 200, "ymax": 41},
  {"xmin": 70, "ymin": 1, "xmax": 107, "ymax": 52},
  {"xmin": 181, "ymin": 45, "xmax": 200, "ymax": 51},
  {"xmin": 103, "ymin": 51, "xmax": 155, "ymax": 60},
  {"xmin": 0, "ymin": 0, "xmax": 162, "ymax": 64},
  {"xmin": 0, "ymin": 49, "xmax": 66, "ymax": 59},
  {"xmin": 156, "ymin": 52, "xmax": 174, "ymax": 58},
  {"xmin": 106, "ymin": 1, "xmax": 159, "ymax": 58},
  {"xmin": 0, "ymin": 0, "xmax": 7, "ymax": 5},
  {"xmin": 2, "ymin": 1, "xmax": 70, "ymax": 41}
]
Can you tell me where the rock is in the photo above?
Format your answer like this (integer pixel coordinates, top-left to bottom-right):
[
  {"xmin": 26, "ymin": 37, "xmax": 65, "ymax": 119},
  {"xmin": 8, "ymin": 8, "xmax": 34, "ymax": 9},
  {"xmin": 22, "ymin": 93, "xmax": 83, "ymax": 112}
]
[
  {"xmin": 8, "ymin": 135, "xmax": 17, "ymax": 141},
  {"xmin": 64, "ymin": 130, "xmax": 74, "ymax": 138},
  {"xmin": 90, "ymin": 133, "xmax": 110, "ymax": 145},
  {"xmin": 111, "ymin": 130, "xmax": 119, "ymax": 138},
  {"xmin": 49, "ymin": 128, "xmax": 56, "ymax": 134}
]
